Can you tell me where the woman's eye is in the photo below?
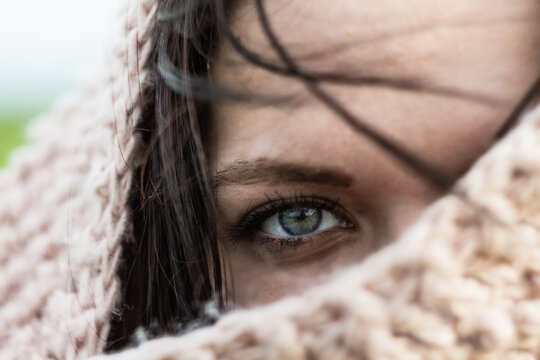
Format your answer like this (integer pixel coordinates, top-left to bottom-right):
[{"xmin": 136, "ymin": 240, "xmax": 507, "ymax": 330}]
[{"xmin": 261, "ymin": 207, "xmax": 344, "ymax": 237}]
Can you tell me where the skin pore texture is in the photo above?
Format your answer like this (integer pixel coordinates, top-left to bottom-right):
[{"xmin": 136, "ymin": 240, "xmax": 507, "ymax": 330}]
[{"xmin": 209, "ymin": 0, "xmax": 540, "ymax": 307}]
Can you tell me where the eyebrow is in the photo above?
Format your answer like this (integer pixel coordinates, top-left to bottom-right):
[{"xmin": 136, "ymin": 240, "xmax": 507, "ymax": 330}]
[{"xmin": 213, "ymin": 159, "xmax": 353, "ymax": 188}]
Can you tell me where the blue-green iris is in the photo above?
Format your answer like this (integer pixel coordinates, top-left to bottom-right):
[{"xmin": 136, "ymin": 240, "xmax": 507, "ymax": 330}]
[{"xmin": 278, "ymin": 208, "xmax": 322, "ymax": 236}]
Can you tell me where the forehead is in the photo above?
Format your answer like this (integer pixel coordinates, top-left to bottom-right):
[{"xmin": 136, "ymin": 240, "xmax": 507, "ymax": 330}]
[
  {"xmin": 222, "ymin": 0, "xmax": 539, "ymax": 82},
  {"xmin": 210, "ymin": 0, "xmax": 540, "ymax": 176}
]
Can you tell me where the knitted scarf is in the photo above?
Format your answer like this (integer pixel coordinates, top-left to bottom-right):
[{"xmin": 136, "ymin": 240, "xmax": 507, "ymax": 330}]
[{"xmin": 2, "ymin": 1, "xmax": 540, "ymax": 359}]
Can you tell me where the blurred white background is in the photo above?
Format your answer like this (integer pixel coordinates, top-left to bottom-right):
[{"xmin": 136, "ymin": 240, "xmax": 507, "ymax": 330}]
[
  {"xmin": 0, "ymin": 0, "xmax": 125, "ymax": 110},
  {"xmin": 0, "ymin": 0, "xmax": 125, "ymax": 165}
]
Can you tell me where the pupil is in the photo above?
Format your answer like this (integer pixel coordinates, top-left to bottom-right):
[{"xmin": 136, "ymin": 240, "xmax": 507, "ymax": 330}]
[{"xmin": 279, "ymin": 208, "xmax": 322, "ymax": 236}]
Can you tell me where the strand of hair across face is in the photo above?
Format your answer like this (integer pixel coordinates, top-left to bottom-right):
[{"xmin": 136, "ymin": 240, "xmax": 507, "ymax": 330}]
[
  {"xmin": 495, "ymin": 74, "xmax": 540, "ymax": 139},
  {"xmin": 249, "ymin": 0, "xmax": 455, "ymax": 191},
  {"xmin": 212, "ymin": 0, "xmax": 498, "ymax": 107}
]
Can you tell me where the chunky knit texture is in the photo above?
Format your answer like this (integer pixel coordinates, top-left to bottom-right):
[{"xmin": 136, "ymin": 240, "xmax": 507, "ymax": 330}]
[
  {"xmin": 2, "ymin": 0, "xmax": 540, "ymax": 359},
  {"xmin": 0, "ymin": 1, "xmax": 155, "ymax": 358}
]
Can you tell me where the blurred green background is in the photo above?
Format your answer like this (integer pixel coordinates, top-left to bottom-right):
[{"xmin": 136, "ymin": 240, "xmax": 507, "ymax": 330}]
[{"xmin": 0, "ymin": 112, "xmax": 33, "ymax": 167}]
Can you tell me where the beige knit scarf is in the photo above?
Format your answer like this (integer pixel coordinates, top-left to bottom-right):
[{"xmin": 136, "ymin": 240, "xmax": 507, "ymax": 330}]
[{"xmin": 1, "ymin": 1, "xmax": 540, "ymax": 359}]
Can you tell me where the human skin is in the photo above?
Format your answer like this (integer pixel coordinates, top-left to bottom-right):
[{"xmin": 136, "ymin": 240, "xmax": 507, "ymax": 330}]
[{"xmin": 208, "ymin": 0, "xmax": 540, "ymax": 307}]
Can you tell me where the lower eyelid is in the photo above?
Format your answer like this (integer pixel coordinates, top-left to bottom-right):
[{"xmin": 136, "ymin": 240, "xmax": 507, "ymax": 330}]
[
  {"xmin": 251, "ymin": 226, "xmax": 357, "ymax": 263},
  {"xmin": 253, "ymin": 236, "xmax": 306, "ymax": 254}
]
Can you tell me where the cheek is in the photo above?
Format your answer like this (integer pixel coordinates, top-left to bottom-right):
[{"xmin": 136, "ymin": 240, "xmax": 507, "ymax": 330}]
[{"xmin": 225, "ymin": 239, "xmax": 372, "ymax": 306}]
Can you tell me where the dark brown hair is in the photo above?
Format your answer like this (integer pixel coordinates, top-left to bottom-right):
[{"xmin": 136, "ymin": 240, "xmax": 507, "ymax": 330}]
[
  {"xmin": 106, "ymin": 0, "xmax": 540, "ymax": 351},
  {"xmin": 106, "ymin": 0, "xmax": 225, "ymax": 350}
]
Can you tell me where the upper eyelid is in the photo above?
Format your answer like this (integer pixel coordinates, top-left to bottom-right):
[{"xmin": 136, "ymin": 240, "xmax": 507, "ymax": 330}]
[{"xmin": 239, "ymin": 196, "xmax": 340, "ymax": 225}]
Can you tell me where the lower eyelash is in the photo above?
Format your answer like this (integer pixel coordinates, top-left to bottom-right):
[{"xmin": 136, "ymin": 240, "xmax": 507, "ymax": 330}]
[{"xmin": 255, "ymin": 236, "xmax": 307, "ymax": 254}]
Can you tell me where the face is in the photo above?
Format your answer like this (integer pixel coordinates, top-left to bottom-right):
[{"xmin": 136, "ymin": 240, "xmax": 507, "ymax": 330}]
[{"xmin": 208, "ymin": 0, "xmax": 540, "ymax": 307}]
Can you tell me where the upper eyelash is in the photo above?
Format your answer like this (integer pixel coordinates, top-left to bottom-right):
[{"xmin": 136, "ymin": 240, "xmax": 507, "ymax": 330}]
[{"xmin": 229, "ymin": 194, "xmax": 344, "ymax": 241}]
